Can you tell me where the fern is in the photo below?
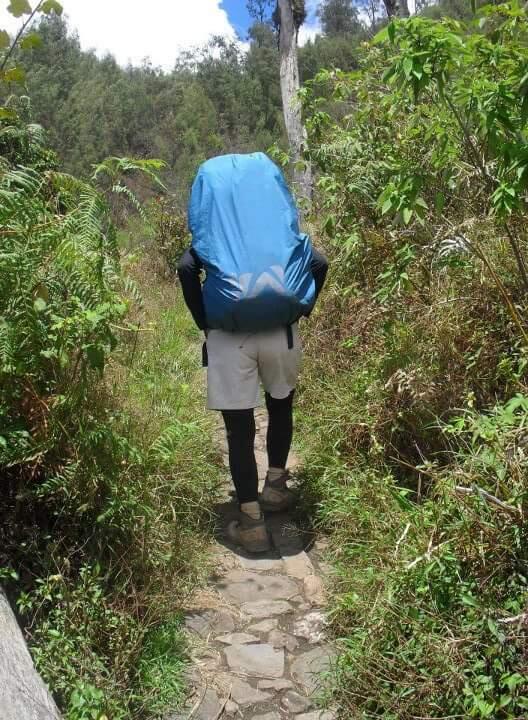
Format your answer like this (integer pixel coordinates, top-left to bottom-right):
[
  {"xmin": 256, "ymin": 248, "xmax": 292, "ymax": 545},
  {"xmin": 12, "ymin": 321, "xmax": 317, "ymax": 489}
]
[
  {"xmin": 149, "ymin": 421, "xmax": 197, "ymax": 463},
  {"xmin": 0, "ymin": 117, "xmax": 149, "ymax": 470}
]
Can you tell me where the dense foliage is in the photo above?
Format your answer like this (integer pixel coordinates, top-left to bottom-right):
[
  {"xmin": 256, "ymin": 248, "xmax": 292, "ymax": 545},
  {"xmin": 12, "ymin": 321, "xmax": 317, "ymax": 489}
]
[
  {"xmin": 1, "ymin": 5, "xmax": 219, "ymax": 718},
  {"xmin": 297, "ymin": 2, "xmax": 528, "ymax": 717},
  {"xmin": 4, "ymin": 0, "xmax": 528, "ymax": 718},
  {"xmin": 6, "ymin": 13, "xmax": 365, "ymax": 194}
]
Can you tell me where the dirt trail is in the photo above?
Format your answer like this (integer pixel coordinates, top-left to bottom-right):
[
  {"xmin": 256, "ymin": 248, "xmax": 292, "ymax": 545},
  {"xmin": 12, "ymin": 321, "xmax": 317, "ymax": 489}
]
[{"xmin": 171, "ymin": 408, "xmax": 336, "ymax": 720}]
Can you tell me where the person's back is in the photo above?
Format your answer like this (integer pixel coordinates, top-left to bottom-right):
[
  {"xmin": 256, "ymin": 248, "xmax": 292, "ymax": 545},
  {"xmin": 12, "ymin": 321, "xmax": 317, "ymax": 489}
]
[{"xmin": 178, "ymin": 153, "xmax": 328, "ymax": 553}]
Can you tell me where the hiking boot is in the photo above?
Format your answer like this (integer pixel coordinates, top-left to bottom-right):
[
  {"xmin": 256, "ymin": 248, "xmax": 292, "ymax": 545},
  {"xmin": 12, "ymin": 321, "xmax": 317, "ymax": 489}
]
[
  {"xmin": 260, "ymin": 471, "xmax": 297, "ymax": 512},
  {"xmin": 227, "ymin": 512, "xmax": 271, "ymax": 554}
]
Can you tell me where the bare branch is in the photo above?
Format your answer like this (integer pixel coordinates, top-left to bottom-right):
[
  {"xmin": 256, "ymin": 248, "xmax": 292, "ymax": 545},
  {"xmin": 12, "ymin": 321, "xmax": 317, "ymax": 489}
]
[{"xmin": 454, "ymin": 485, "xmax": 522, "ymax": 518}]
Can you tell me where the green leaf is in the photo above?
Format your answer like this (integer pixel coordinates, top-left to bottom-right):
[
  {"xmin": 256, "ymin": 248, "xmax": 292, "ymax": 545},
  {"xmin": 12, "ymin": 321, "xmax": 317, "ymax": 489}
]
[
  {"xmin": 33, "ymin": 297, "xmax": 47, "ymax": 313},
  {"xmin": 402, "ymin": 207, "xmax": 413, "ymax": 225},
  {"xmin": 3, "ymin": 66, "xmax": 26, "ymax": 83},
  {"xmin": 461, "ymin": 593, "xmax": 479, "ymax": 608},
  {"xmin": 0, "ymin": 30, "xmax": 10, "ymax": 49},
  {"xmin": 381, "ymin": 198, "xmax": 393, "ymax": 215},
  {"xmin": 20, "ymin": 32, "xmax": 42, "ymax": 49},
  {"xmin": 434, "ymin": 191, "xmax": 445, "ymax": 214},
  {"xmin": 403, "ymin": 56, "xmax": 413, "ymax": 79},
  {"xmin": 40, "ymin": 0, "xmax": 63, "ymax": 14},
  {"xmin": 7, "ymin": 0, "xmax": 32, "ymax": 17},
  {"xmin": 372, "ymin": 26, "xmax": 389, "ymax": 45},
  {"xmin": 0, "ymin": 106, "xmax": 17, "ymax": 120},
  {"xmin": 388, "ymin": 21, "xmax": 396, "ymax": 43},
  {"xmin": 382, "ymin": 65, "xmax": 397, "ymax": 84}
]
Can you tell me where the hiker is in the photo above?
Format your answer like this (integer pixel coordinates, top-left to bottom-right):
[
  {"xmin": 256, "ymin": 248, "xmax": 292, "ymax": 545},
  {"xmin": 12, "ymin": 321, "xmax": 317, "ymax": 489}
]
[{"xmin": 178, "ymin": 153, "xmax": 328, "ymax": 554}]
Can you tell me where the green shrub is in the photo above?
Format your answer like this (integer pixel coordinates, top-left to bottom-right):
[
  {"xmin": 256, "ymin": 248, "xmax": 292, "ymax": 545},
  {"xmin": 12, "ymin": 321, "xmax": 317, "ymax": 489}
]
[
  {"xmin": 298, "ymin": 3, "xmax": 528, "ymax": 717},
  {"xmin": 149, "ymin": 197, "xmax": 191, "ymax": 275},
  {"xmin": 1, "ymin": 13, "xmax": 220, "ymax": 718}
]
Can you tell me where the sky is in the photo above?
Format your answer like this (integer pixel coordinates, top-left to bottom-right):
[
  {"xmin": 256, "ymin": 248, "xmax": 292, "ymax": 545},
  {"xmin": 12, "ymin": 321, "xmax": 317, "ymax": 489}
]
[{"xmin": 0, "ymin": 0, "xmax": 322, "ymax": 71}]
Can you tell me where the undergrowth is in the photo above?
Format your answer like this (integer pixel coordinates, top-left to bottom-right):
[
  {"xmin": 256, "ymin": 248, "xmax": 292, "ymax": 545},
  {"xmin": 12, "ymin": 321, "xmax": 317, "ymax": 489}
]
[
  {"xmin": 296, "ymin": 4, "xmax": 528, "ymax": 718},
  {"xmin": 0, "ymin": 84, "xmax": 220, "ymax": 717},
  {"xmin": 2, "ymin": 250, "xmax": 220, "ymax": 719}
]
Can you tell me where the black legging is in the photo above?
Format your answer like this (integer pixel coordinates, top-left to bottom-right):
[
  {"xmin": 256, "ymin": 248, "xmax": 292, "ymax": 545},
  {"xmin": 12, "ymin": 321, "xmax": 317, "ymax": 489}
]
[{"xmin": 221, "ymin": 391, "xmax": 294, "ymax": 505}]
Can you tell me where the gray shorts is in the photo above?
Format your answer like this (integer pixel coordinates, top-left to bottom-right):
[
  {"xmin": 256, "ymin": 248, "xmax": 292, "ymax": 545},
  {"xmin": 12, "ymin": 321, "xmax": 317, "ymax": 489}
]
[{"xmin": 206, "ymin": 325, "xmax": 302, "ymax": 410}]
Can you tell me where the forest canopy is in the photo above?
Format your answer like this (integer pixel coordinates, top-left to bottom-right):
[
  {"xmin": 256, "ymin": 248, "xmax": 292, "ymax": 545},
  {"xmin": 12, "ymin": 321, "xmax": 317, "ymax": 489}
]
[{"xmin": 4, "ymin": 7, "xmax": 366, "ymax": 196}]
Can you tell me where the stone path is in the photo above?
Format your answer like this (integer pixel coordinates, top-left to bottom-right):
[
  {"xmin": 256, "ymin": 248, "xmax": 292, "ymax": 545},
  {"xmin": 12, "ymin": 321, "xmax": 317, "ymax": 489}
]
[{"xmin": 171, "ymin": 409, "xmax": 337, "ymax": 720}]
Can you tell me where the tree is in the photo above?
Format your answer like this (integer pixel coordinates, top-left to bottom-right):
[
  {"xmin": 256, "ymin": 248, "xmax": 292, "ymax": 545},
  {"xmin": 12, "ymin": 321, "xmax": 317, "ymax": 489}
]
[
  {"xmin": 246, "ymin": 0, "xmax": 274, "ymax": 23},
  {"xmin": 383, "ymin": 0, "xmax": 410, "ymax": 18},
  {"xmin": 317, "ymin": 0, "xmax": 362, "ymax": 36},
  {"xmin": 359, "ymin": 0, "xmax": 386, "ymax": 29},
  {"xmin": 277, "ymin": 0, "xmax": 312, "ymax": 204}
]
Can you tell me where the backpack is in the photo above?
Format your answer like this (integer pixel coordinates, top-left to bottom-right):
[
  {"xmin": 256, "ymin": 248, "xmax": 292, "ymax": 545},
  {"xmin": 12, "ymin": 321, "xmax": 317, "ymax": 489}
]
[{"xmin": 188, "ymin": 152, "xmax": 315, "ymax": 333}]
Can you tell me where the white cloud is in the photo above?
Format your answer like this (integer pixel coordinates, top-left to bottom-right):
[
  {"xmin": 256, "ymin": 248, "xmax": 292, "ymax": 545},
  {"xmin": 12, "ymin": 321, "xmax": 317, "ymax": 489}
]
[
  {"xmin": 299, "ymin": 0, "xmax": 322, "ymax": 45},
  {"xmin": 299, "ymin": 0, "xmax": 321, "ymax": 45},
  {"xmin": 298, "ymin": 24, "xmax": 320, "ymax": 46},
  {"xmin": 0, "ymin": 0, "xmax": 238, "ymax": 70}
]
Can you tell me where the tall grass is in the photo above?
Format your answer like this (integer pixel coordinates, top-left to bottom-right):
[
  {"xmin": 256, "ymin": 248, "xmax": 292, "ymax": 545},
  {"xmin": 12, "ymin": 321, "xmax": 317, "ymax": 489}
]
[{"xmin": 0, "ymin": 20, "xmax": 219, "ymax": 718}]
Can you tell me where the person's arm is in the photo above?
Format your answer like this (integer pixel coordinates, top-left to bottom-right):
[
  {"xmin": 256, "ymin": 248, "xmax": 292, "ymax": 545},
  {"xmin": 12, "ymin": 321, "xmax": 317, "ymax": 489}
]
[
  {"xmin": 311, "ymin": 247, "xmax": 329, "ymax": 303},
  {"xmin": 177, "ymin": 247, "xmax": 207, "ymax": 331}
]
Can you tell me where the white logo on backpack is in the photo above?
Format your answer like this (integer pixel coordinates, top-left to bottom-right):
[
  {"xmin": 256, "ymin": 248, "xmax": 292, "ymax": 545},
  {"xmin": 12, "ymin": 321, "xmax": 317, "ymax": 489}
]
[{"xmin": 234, "ymin": 265, "xmax": 286, "ymax": 298}]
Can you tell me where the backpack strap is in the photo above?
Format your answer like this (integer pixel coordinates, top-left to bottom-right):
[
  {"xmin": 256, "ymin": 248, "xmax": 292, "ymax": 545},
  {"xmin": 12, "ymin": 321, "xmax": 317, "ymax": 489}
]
[{"xmin": 286, "ymin": 324, "xmax": 294, "ymax": 350}]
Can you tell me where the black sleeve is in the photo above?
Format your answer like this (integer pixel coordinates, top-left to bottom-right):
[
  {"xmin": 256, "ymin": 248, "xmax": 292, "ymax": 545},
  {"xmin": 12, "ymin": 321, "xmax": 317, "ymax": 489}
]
[
  {"xmin": 311, "ymin": 247, "xmax": 329, "ymax": 303},
  {"xmin": 177, "ymin": 247, "xmax": 207, "ymax": 331}
]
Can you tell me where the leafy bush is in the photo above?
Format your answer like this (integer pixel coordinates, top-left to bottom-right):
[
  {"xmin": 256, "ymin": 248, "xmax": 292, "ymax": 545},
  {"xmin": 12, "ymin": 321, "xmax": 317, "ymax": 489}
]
[
  {"xmin": 1, "ymin": 8, "xmax": 220, "ymax": 718},
  {"xmin": 297, "ymin": 3, "xmax": 528, "ymax": 718},
  {"xmin": 149, "ymin": 196, "xmax": 191, "ymax": 275}
]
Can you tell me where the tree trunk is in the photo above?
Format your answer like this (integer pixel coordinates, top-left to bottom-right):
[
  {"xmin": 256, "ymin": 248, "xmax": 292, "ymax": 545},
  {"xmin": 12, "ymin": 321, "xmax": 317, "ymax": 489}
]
[
  {"xmin": 383, "ymin": 0, "xmax": 410, "ymax": 17},
  {"xmin": 277, "ymin": 0, "xmax": 312, "ymax": 207}
]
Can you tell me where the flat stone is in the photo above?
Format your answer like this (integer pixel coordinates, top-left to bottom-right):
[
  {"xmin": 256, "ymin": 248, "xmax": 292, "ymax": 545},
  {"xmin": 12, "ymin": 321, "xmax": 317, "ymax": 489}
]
[
  {"xmin": 238, "ymin": 555, "xmax": 284, "ymax": 572},
  {"xmin": 229, "ymin": 677, "xmax": 272, "ymax": 706},
  {"xmin": 224, "ymin": 643, "xmax": 284, "ymax": 678},
  {"xmin": 184, "ymin": 608, "xmax": 236, "ymax": 637},
  {"xmin": 193, "ymin": 648, "xmax": 222, "ymax": 672},
  {"xmin": 190, "ymin": 688, "xmax": 223, "ymax": 720},
  {"xmin": 218, "ymin": 570, "xmax": 298, "ymax": 604},
  {"xmin": 216, "ymin": 632, "xmax": 259, "ymax": 645},
  {"xmin": 314, "ymin": 538, "xmax": 330, "ymax": 552},
  {"xmin": 224, "ymin": 699, "xmax": 239, "ymax": 716},
  {"xmin": 296, "ymin": 712, "xmax": 336, "ymax": 720},
  {"xmin": 0, "ymin": 588, "xmax": 61, "ymax": 720},
  {"xmin": 283, "ymin": 551, "xmax": 315, "ymax": 579},
  {"xmin": 304, "ymin": 575, "xmax": 326, "ymax": 606},
  {"xmin": 258, "ymin": 678, "xmax": 294, "ymax": 691},
  {"xmin": 268, "ymin": 629, "xmax": 299, "ymax": 652},
  {"xmin": 241, "ymin": 600, "xmax": 292, "ymax": 618},
  {"xmin": 252, "ymin": 713, "xmax": 281, "ymax": 720},
  {"xmin": 293, "ymin": 611, "xmax": 328, "ymax": 644},
  {"xmin": 291, "ymin": 646, "xmax": 335, "ymax": 694},
  {"xmin": 210, "ymin": 546, "xmax": 239, "ymax": 571},
  {"xmin": 281, "ymin": 690, "xmax": 313, "ymax": 713},
  {"xmin": 182, "ymin": 665, "xmax": 201, "ymax": 684},
  {"xmin": 248, "ymin": 618, "xmax": 278, "ymax": 633},
  {"xmin": 215, "ymin": 609, "xmax": 239, "ymax": 634}
]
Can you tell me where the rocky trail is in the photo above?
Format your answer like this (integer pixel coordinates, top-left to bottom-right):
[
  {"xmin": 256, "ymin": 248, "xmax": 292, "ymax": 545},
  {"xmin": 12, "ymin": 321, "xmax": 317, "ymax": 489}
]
[{"xmin": 172, "ymin": 409, "xmax": 337, "ymax": 720}]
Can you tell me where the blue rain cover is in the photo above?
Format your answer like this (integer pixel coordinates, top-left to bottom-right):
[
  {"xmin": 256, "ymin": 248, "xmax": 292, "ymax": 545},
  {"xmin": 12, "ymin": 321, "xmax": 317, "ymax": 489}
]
[{"xmin": 188, "ymin": 152, "xmax": 315, "ymax": 332}]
